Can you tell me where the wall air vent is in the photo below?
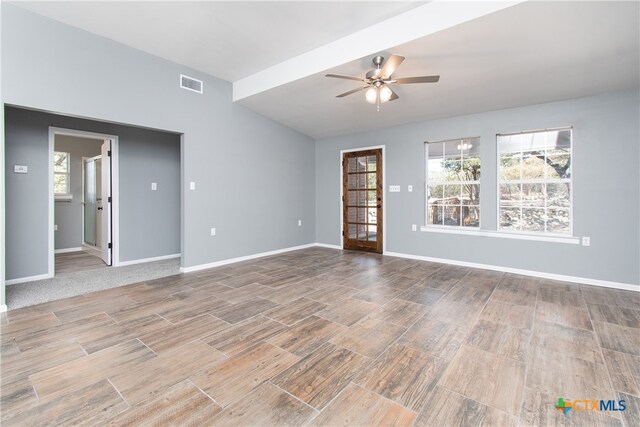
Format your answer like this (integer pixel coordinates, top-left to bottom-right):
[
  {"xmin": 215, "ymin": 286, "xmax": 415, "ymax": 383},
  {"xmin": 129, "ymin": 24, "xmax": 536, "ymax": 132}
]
[{"xmin": 180, "ymin": 74, "xmax": 203, "ymax": 94}]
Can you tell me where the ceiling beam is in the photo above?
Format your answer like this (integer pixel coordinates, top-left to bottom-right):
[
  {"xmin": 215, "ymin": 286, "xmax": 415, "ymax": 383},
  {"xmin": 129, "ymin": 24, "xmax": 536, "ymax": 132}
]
[{"xmin": 233, "ymin": 0, "xmax": 526, "ymax": 101}]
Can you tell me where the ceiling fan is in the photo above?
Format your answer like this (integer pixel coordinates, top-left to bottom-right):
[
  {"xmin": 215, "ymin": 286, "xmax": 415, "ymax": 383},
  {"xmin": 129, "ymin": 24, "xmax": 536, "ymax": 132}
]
[{"xmin": 325, "ymin": 55, "xmax": 439, "ymax": 109}]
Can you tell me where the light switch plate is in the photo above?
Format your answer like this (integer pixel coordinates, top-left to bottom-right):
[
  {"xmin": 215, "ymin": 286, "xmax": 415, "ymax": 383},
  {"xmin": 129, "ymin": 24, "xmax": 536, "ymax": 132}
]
[
  {"xmin": 189, "ymin": 181, "xmax": 196, "ymax": 190},
  {"xmin": 412, "ymin": 224, "xmax": 417, "ymax": 231},
  {"xmin": 210, "ymin": 227, "xmax": 216, "ymax": 236},
  {"xmin": 151, "ymin": 182, "xmax": 157, "ymax": 191},
  {"xmin": 298, "ymin": 220, "xmax": 302, "ymax": 227},
  {"xmin": 389, "ymin": 185, "xmax": 401, "ymax": 193},
  {"xmin": 14, "ymin": 165, "xmax": 28, "ymax": 174},
  {"xmin": 408, "ymin": 185, "xmax": 413, "ymax": 192},
  {"xmin": 582, "ymin": 237, "xmax": 590, "ymax": 246},
  {"xmin": 54, "ymin": 224, "xmax": 58, "ymax": 231}
]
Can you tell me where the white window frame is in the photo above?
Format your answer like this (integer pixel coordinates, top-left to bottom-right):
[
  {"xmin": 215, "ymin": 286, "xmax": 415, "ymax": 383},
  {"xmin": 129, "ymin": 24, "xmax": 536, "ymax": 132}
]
[
  {"xmin": 54, "ymin": 151, "xmax": 71, "ymax": 198},
  {"xmin": 496, "ymin": 127, "xmax": 574, "ymax": 237},
  {"xmin": 424, "ymin": 137, "xmax": 481, "ymax": 230}
]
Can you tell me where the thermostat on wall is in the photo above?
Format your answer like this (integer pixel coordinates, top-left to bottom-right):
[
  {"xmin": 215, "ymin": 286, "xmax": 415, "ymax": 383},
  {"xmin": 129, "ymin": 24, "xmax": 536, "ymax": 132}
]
[{"xmin": 14, "ymin": 165, "xmax": 28, "ymax": 174}]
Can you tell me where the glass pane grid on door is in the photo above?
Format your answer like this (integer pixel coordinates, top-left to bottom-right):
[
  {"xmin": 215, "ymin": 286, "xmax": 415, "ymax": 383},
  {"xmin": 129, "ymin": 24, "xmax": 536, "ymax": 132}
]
[{"xmin": 344, "ymin": 151, "xmax": 382, "ymax": 252}]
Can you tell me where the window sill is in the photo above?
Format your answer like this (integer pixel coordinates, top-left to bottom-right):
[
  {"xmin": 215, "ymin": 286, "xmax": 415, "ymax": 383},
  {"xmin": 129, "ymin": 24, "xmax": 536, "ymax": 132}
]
[
  {"xmin": 55, "ymin": 194, "xmax": 73, "ymax": 202},
  {"xmin": 420, "ymin": 226, "xmax": 580, "ymax": 244}
]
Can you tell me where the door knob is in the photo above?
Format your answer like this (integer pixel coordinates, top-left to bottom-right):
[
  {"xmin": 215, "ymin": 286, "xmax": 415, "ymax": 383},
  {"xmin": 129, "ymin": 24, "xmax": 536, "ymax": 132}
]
[
  {"xmin": 377, "ymin": 204, "xmax": 382, "ymax": 209},
  {"xmin": 97, "ymin": 207, "xmax": 103, "ymax": 210}
]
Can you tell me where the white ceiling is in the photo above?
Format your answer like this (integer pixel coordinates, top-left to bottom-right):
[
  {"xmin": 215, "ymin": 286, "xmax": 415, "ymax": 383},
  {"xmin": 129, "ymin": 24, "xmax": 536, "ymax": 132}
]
[
  {"xmin": 14, "ymin": 1, "xmax": 423, "ymax": 81},
  {"xmin": 12, "ymin": 1, "xmax": 640, "ymax": 139},
  {"xmin": 239, "ymin": 1, "xmax": 640, "ymax": 138}
]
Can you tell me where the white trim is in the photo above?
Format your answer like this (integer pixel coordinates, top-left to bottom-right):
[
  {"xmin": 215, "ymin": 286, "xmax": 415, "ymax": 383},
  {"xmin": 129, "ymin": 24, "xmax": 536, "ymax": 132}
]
[
  {"xmin": 118, "ymin": 253, "xmax": 181, "ymax": 267},
  {"xmin": 6, "ymin": 273, "xmax": 54, "ymax": 286},
  {"xmin": 180, "ymin": 244, "xmax": 316, "ymax": 273},
  {"xmin": 0, "ymin": 305, "xmax": 7, "ymax": 313},
  {"xmin": 419, "ymin": 226, "xmax": 580, "ymax": 244},
  {"xmin": 384, "ymin": 251, "xmax": 639, "ymax": 292},
  {"xmin": 314, "ymin": 243, "xmax": 342, "ymax": 250},
  {"xmin": 339, "ymin": 145, "xmax": 386, "ymax": 254},
  {"xmin": 49, "ymin": 127, "xmax": 121, "ymax": 271},
  {"xmin": 54, "ymin": 247, "xmax": 83, "ymax": 254}
]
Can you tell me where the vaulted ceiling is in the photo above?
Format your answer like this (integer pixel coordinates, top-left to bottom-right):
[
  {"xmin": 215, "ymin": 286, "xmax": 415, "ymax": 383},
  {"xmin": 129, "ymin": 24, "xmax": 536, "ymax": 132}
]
[{"xmin": 14, "ymin": 1, "xmax": 640, "ymax": 139}]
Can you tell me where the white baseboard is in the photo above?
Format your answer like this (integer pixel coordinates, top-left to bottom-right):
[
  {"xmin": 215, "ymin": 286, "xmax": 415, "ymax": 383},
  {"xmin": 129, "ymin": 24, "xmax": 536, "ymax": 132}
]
[
  {"xmin": 314, "ymin": 243, "xmax": 342, "ymax": 250},
  {"xmin": 384, "ymin": 251, "xmax": 639, "ymax": 292},
  {"xmin": 5, "ymin": 273, "xmax": 54, "ymax": 286},
  {"xmin": 0, "ymin": 304, "xmax": 7, "ymax": 313},
  {"xmin": 54, "ymin": 247, "xmax": 83, "ymax": 254},
  {"xmin": 117, "ymin": 253, "xmax": 181, "ymax": 267},
  {"xmin": 180, "ymin": 243, "xmax": 316, "ymax": 273}
]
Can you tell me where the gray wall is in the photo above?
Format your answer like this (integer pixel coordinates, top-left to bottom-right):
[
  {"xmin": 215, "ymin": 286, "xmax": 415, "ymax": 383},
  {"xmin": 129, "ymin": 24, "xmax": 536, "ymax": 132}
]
[
  {"xmin": 316, "ymin": 90, "xmax": 640, "ymax": 285},
  {"xmin": 2, "ymin": 4, "xmax": 316, "ymax": 285},
  {"xmin": 5, "ymin": 106, "xmax": 182, "ymax": 279},
  {"xmin": 54, "ymin": 134, "xmax": 102, "ymax": 250}
]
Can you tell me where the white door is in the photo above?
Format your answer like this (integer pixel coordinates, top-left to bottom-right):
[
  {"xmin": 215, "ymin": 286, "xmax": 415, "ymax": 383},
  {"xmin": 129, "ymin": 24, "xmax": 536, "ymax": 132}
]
[{"xmin": 101, "ymin": 140, "xmax": 112, "ymax": 266}]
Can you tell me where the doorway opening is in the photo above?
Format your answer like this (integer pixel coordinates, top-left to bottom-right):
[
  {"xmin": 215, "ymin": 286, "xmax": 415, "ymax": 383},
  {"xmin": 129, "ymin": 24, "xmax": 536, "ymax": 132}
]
[
  {"xmin": 50, "ymin": 128, "xmax": 118, "ymax": 276},
  {"xmin": 341, "ymin": 146, "xmax": 385, "ymax": 254}
]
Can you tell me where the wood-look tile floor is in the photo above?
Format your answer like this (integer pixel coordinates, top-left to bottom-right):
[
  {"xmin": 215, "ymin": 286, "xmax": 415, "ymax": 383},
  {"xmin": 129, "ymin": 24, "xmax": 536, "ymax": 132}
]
[
  {"xmin": 55, "ymin": 249, "xmax": 107, "ymax": 275},
  {"xmin": 2, "ymin": 247, "xmax": 639, "ymax": 426}
]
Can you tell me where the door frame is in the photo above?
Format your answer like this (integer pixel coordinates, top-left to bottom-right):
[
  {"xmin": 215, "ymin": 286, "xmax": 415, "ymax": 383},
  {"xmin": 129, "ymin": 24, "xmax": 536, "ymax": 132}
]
[
  {"xmin": 81, "ymin": 154, "xmax": 102, "ymax": 250},
  {"xmin": 48, "ymin": 127, "xmax": 120, "ymax": 277},
  {"xmin": 339, "ymin": 145, "xmax": 386, "ymax": 254}
]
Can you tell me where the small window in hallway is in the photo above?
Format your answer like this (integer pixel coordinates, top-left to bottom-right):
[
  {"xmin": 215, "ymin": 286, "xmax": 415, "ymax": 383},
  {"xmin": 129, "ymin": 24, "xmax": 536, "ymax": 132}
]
[{"xmin": 54, "ymin": 151, "xmax": 71, "ymax": 195}]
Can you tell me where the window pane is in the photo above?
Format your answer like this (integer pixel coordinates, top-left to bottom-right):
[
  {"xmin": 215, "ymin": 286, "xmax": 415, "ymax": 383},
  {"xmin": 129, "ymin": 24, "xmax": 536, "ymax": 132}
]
[
  {"xmin": 499, "ymin": 184, "xmax": 520, "ymax": 206},
  {"xmin": 499, "ymin": 153, "xmax": 521, "ymax": 181},
  {"xmin": 54, "ymin": 152, "xmax": 68, "ymax": 172},
  {"xmin": 348, "ymin": 224, "xmax": 357, "ymax": 239},
  {"xmin": 547, "ymin": 208, "xmax": 570, "ymax": 234},
  {"xmin": 357, "ymin": 208, "xmax": 366, "ymax": 223},
  {"xmin": 444, "ymin": 140, "xmax": 461, "ymax": 158},
  {"xmin": 547, "ymin": 183, "xmax": 571, "ymax": 208},
  {"xmin": 443, "ymin": 184, "xmax": 461, "ymax": 204},
  {"xmin": 367, "ymin": 190, "xmax": 377, "ymax": 207},
  {"xmin": 500, "ymin": 207, "xmax": 520, "ymax": 230},
  {"xmin": 428, "ymin": 185, "xmax": 443, "ymax": 204},
  {"xmin": 367, "ymin": 208, "xmax": 377, "ymax": 224},
  {"xmin": 367, "ymin": 155, "xmax": 377, "ymax": 172},
  {"xmin": 443, "ymin": 206, "xmax": 461, "ymax": 226},
  {"xmin": 498, "ymin": 134, "xmax": 522, "ymax": 154},
  {"xmin": 54, "ymin": 174, "xmax": 68, "ymax": 194},
  {"xmin": 498, "ymin": 128, "xmax": 572, "ymax": 235},
  {"xmin": 522, "ymin": 132, "xmax": 546, "ymax": 152},
  {"xmin": 522, "ymin": 208, "xmax": 545, "ymax": 232},
  {"xmin": 348, "ymin": 190, "xmax": 357, "ymax": 206},
  {"xmin": 368, "ymin": 225, "xmax": 377, "ymax": 241},
  {"xmin": 522, "ymin": 155, "xmax": 545, "ymax": 180},
  {"xmin": 348, "ymin": 174, "xmax": 356, "ymax": 190},
  {"xmin": 367, "ymin": 172, "xmax": 376, "ymax": 189},
  {"xmin": 357, "ymin": 224, "xmax": 367, "ymax": 239},
  {"xmin": 428, "ymin": 158, "xmax": 445, "ymax": 182},
  {"xmin": 357, "ymin": 157, "xmax": 367, "ymax": 172},
  {"xmin": 461, "ymin": 184, "xmax": 479, "ymax": 205},
  {"xmin": 546, "ymin": 152, "xmax": 571, "ymax": 179},
  {"xmin": 348, "ymin": 157, "xmax": 357, "ymax": 173},
  {"xmin": 462, "ymin": 155, "xmax": 481, "ymax": 180},
  {"xmin": 461, "ymin": 206, "xmax": 480, "ymax": 227},
  {"xmin": 348, "ymin": 208, "xmax": 357, "ymax": 222},
  {"xmin": 522, "ymin": 183, "xmax": 545, "ymax": 207},
  {"xmin": 428, "ymin": 204, "xmax": 443, "ymax": 225},
  {"xmin": 426, "ymin": 137, "xmax": 480, "ymax": 229}
]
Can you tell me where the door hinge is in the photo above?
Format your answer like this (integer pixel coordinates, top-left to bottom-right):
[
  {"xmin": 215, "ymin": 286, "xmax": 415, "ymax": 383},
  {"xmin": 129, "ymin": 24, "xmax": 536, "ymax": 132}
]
[
  {"xmin": 107, "ymin": 150, "xmax": 111, "ymax": 157},
  {"xmin": 341, "ymin": 195, "xmax": 344, "ymax": 202},
  {"xmin": 108, "ymin": 196, "xmax": 112, "ymax": 203},
  {"xmin": 108, "ymin": 243, "xmax": 112, "ymax": 249}
]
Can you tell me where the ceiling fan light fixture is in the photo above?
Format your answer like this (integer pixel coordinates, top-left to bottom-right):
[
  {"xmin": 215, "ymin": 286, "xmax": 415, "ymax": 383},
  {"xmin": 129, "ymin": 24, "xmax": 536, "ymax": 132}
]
[
  {"xmin": 379, "ymin": 85, "xmax": 392, "ymax": 103},
  {"xmin": 365, "ymin": 87, "xmax": 377, "ymax": 104}
]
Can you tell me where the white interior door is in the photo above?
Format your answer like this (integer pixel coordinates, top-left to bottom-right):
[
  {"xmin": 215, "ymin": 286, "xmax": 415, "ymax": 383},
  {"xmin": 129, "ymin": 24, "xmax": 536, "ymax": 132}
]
[{"xmin": 101, "ymin": 140, "xmax": 112, "ymax": 266}]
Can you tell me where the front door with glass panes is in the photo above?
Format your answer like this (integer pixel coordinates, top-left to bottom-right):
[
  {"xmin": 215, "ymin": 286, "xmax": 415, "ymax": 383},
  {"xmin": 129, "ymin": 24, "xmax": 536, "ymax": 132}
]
[{"xmin": 343, "ymin": 149, "xmax": 383, "ymax": 253}]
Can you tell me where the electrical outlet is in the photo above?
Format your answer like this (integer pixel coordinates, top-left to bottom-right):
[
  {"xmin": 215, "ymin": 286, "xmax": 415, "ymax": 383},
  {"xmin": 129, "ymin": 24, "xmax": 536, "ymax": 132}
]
[
  {"xmin": 14, "ymin": 165, "xmax": 28, "ymax": 174},
  {"xmin": 210, "ymin": 227, "xmax": 216, "ymax": 236},
  {"xmin": 54, "ymin": 224, "xmax": 58, "ymax": 231},
  {"xmin": 151, "ymin": 182, "xmax": 157, "ymax": 191},
  {"xmin": 408, "ymin": 185, "xmax": 413, "ymax": 192},
  {"xmin": 298, "ymin": 220, "xmax": 302, "ymax": 227},
  {"xmin": 190, "ymin": 181, "xmax": 196, "ymax": 190},
  {"xmin": 412, "ymin": 224, "xmax": 417, "ymax": 231},
  {"xmin": 389, "ymin": 185, "xmax": 401, "ymax": 192},
  {"xmin": 582, "ymin": 236, "xmax": 590, "ymax": 246}
]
